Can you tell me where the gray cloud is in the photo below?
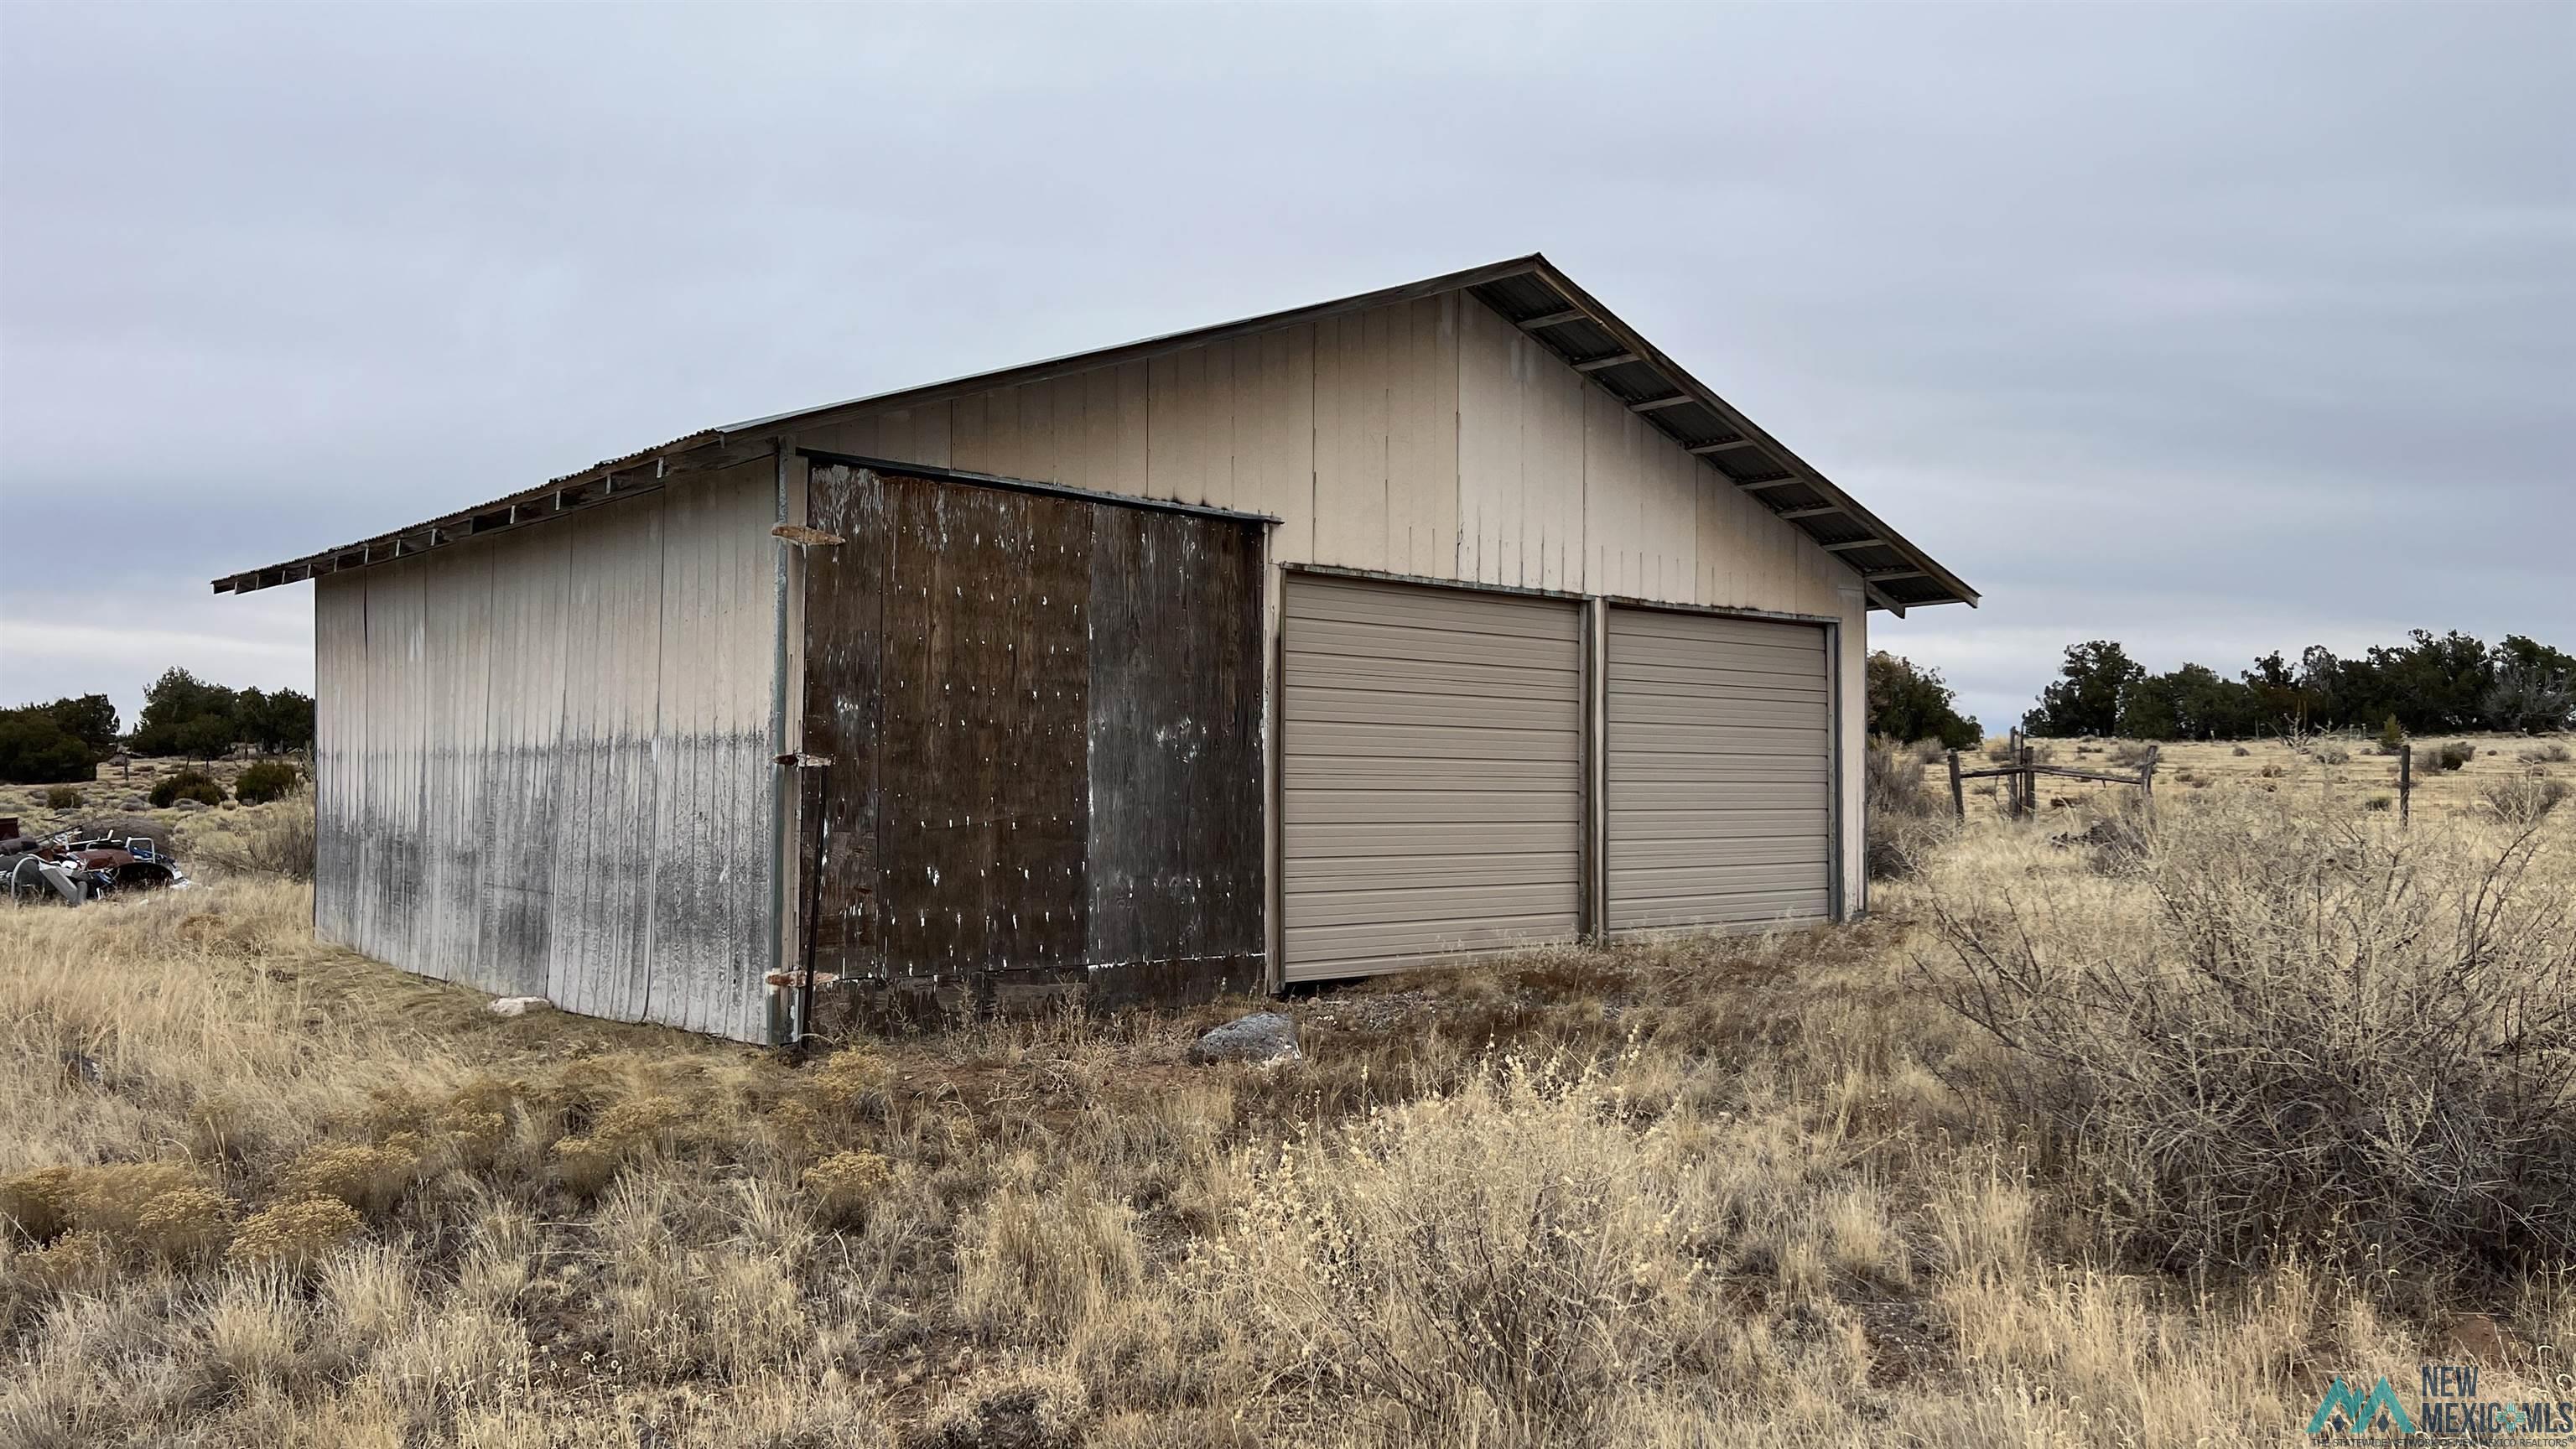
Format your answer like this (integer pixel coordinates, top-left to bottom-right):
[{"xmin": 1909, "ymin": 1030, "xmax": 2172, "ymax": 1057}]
[{"xmin": 3, "ymin": 3, "xmax": 2568, "ymax": 732}]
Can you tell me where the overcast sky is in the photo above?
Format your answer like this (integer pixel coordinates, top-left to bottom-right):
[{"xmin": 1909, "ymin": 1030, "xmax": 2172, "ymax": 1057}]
[{"xmin": 3, "ymin": 3, "xmax": 2568, "ymax": 734}]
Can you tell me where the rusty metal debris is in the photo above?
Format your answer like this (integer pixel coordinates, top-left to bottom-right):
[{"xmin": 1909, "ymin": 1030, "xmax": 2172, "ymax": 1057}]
[{"xmin": 1, "ymin": 823, "xmax": 193, "ymax": 905}]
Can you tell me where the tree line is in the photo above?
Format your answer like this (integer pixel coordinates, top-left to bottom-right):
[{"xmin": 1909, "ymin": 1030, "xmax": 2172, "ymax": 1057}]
[
  {"xmin": 0, "ymin": 668, "xmax": 315, "ymax": 784},
  {"xmin": 2023, "ymin": 631, "xmax": 2574, "ymax": 740},
  {"xmin": 1865, "ymin": 630, "xmax": 2576, "ymax": 748}
]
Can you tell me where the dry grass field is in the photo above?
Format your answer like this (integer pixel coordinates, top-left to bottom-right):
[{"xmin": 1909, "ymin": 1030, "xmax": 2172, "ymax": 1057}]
[
  {"xmin": 1931, "ymin": 730, "xmax": 2573, "ymax": 823},
  {"xmin": 2, "ymin": 760, "xmax": 2571, "ymax": 1447}
]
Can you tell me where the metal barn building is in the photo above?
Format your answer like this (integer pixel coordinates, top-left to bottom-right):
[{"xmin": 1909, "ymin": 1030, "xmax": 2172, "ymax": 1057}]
[{"xmin": 216, "ymin": 257, "xmax": 1976, "ymax": 1044}]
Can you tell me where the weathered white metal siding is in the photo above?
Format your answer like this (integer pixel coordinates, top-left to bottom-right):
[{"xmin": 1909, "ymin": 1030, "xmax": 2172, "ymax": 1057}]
[
  {"xmin": 788, "ymin": 289, "xmax": 1872, "ymax": 917},
  {"xmin": 312, "ymin": 461, "xmax": 780, "ymax": 1039}
]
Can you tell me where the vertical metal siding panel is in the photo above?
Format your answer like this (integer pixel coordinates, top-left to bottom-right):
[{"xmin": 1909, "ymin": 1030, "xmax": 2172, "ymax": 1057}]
[
  {"xmin": 1280, "ymin": 575, "xmax": 1583, "ymax": 979},
  {"xmin": 1524, "ymin": 335, "xmax": 1586, "ymax": 595},
  {"xmin": 1603, "ymin": 607, "xmax": 1832, "ymax": 932},
  {"xmin": 1581, "ymin": 387, "xmax": 1648, "ymax": 600},
  {"xmin": 360, "ymin": 563, "xmax": 428, "ymax": 969},
  {"xmin": 481, "ymin": 525, "xmax": 569, "ymax": 998},
  {"xmin": 1241, "ymin": 324, "xmax": 1317, "ymax": 563},
  {"xmin": 1311, "ymin": 309, "xmax": 1390, "ymax": 572},
  {"xmin": 649, "ymin": 463, "xmax": 782, "ymax": 1040},
  {"xmin": 1836, "ymin": 588, "xmax": 1868, "ymax": 918},
  {"xmin": 1385, "ymin": 294, "xmax": 1461, "ymax": 580},
  {"xmin": 548, "ymin": 497, "xmax": 664, "ymax": 1023},
  {"xmin": 420, "ymin": 547, "xmax": 494, "ymax": 988},
  {"xmin": 1456, "ymin": 299, "xmax": 1523, "ymax": 589},
  {"xmin": 312, "ymin": 576, "xmax": 366, "ymax": 948}
]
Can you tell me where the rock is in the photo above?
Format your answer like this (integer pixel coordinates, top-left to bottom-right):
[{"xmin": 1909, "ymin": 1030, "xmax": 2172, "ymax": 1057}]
[
  {"xmin": 122, "ymin": 799, "xmax": 148, "ymax": 811},
  {"xmin": 1187, "ymin": 1011, "xmax": 1301, "ymax": 1067},
  {"xmin": 175, "ymin": 798, "xmax": 208, "ymax": 812},
  {"xmin": 488, "ymin": 995, "xmax": 552, "ymax": 1018}
]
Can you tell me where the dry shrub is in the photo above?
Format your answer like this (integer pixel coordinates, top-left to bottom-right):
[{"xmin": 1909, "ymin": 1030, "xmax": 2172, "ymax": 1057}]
[
  {"xmin": 0, "ymin": 1166, "xmax": 75, "ymax": 1241},
  {"xmin": 2108, "ymin": 740, "xmax": 2154, "ymax": 767},
  {"xmin": 802, "ymin": 1150, "xmax": 892, "ymax": 1229},
  {"xmin": 1918, "ymin": 801, "xmax": 2576, "ymax": 1280},
  {"xmin": 553, "ymin": 1092, "xmax": 690, "ymax": 1196},
  {"xmin": 1195, "ymin": 1053, "xmax": 1716, "ymax": 1442},
  {"xmin": 278, "ymin": 1141, "xmax": 420, "ymax": 1217},
  {"xmin": 188, "ymin": 798, "xmax": 316, "ymax": 880},
  {"xmin": 813, "ymin": 1048, "xmax": 894, "ymax": 1112},
  {"xmin": 1865, "ymin": 736, "xmax": 1952, "ymax": 880},
  {"xmin": 2, "ymin": 1161, "xmax": 229, "ymax": 1259},
  {"xmin": 2232, "ymin": 745, "xmax": 2251, "ymax": 756},
  {"xmin": 2315, "ymin": 744, "xmax": 2351, "ymax": 766},
  {"xmin": 906, "ymin": 1363, "xmax": 1091, "ymax": 1449},
  {"xmin": 228, "ymin": 1196, "xmax": 363, "ymax": 1270},
  {"xmin": 2483, "ymin": 776, "xmax": 2568, "ymax": 824},
  {"xmin": 130, "ymin": 1187, "xmax": 232, "ymax": 1261},
  {"xmin": 2518, "ymin": 741, "xmax": 2573, "ymax": 765},
  {"xmin": 2419, "ymin": 741, "xmax": 2476, "ymax": 772}
]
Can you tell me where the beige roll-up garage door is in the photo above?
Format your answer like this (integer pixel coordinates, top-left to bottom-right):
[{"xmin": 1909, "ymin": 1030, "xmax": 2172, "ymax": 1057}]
[
  {"xmin": 1605, "ymin": 608, "xmax": 1832, "ymax": 932},
  {"xmin": 1282, "ymin": 574, "xmax": 1584, "ymax": 981}
]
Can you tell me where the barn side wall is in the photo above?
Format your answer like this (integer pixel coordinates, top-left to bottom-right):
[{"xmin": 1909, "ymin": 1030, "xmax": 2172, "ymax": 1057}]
[
  {"xmin": 785, "ymin": 290, "xmax": 1872, "ymax": 917},
  {"xmin": 313, "ymin": 460, "xmax": 781, "ymax": 1040}
]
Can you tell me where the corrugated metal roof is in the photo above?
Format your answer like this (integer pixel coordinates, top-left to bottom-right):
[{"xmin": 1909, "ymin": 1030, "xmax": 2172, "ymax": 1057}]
[{"xmin": 213, "ymin": 254, "xmax": 1976, "ymax": 614}]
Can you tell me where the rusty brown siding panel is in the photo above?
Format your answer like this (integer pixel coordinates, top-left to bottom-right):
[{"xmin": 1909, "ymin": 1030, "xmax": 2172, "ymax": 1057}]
[
  {"xmin": 1084, "ymin": 507, "xmax": 1266, "ymax": 1000},
  {"xmin": 873, "ymin": 477, "xmax": 1093, "ymax": 981},
  {"xmin": 802, "ymin": 465, "xmax": 890, "ymax": 986},
  {"xmin": 800, "ymin": 467, "xmax": 1266, "ymax": 1010}
]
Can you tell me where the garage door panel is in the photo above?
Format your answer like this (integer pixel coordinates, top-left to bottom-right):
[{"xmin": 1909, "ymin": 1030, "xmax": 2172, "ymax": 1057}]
[
  {"xmin": 1605, "ymin": 754, "xmax": 1832, "ymax": 785},
  {"xmin": 1288, "ymin": 579, "xmax": 1582, "ymax": 641},
  {"xmin": 1602, "ymin": 886, "xmax": 1831, "ymax": 929},
  {"xmin": 1282, "ymin": 652, "xmax": 1576, "ymax": 701},
  {"xmin": 1606, "ymin": 608, "xmax": 1831, "ymax": 933},
  {"xmin": 1610, "ymin": 806, "xmax": 1831, "ymax": 840},
  {"xmin": 1608, "ymin": 705, "xmax": 1827, "ymax": 737},
  {"xmin": 1609, "ymin": 780, "xmax": 1832, "ymax": 811},
  {"xmin": 1289, "ymin": 750, "xmax": 1580, "ymax": 784},
  {"xmin": 1288, "ymin": 880, "xmax": 1581, "ymax": 929},
  {"xmin": 1287, "ymin": 688, "xmax": 1578, "ymax": 730},
  {"xmin": 1606, "ymin": 644, "xmax": 1826, "ymax": 680},
  {"xmin": 1283, "ymin": 575, "xmax": 1582, "ymax": 980},
  {"xmin": 1290, "ymin": 720, "xmax": 1585, "ymax": 762},
  {"xmin": 1289, "ymin": 849, "xmax": 1581, "ymax": 891},
  {"xmin": 1288, "ymin": 620, "xmax": 1582, "ymax": 674},
  {"xmin": 1286, "ymin": 787, "xmax": 1584, "ymax": 825},
  {"xmin": 1285, "ymin": 822, "xmax": 1574, "ymax": 858},
  {"xmin": 1286, "ymin": 911, "xmax": 1582, "ymax": 971}
]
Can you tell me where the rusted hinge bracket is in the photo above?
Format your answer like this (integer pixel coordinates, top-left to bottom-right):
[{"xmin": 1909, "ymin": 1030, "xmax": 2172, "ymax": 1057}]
[
  {"xmin": 774, "ymin": 753, "xmax": 836, "ymax": 768},
  {"xmin": 771, "ymin": 524, "xmax": 844, "ymax": 547}
]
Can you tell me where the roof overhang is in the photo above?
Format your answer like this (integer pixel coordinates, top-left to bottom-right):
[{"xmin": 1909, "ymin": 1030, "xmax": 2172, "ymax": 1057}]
[{"xmin": 214, "ymin": 254, "xmax": 1975, "ymax": 613}]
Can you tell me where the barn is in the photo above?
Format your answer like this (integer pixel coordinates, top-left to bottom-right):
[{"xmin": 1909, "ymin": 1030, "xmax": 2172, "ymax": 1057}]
[{"xmin": 215, "ymin": 256, "xmax": 1976, "ymax": 1044}]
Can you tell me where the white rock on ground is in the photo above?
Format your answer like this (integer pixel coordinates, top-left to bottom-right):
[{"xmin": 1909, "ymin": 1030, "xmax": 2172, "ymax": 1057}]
[
  {"xmin": 1187, "ymin": 1011, "xmax": 1301, "ymax": 1067},
  {"xmin": 487, "ymin": 996, "xmax": 552, "ymax": 1018}
]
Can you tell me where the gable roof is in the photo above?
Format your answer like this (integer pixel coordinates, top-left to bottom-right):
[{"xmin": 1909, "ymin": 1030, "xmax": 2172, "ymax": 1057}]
[{"xmin": 214, "ymin": 254, "xmax": 1974, "ymax": 613}]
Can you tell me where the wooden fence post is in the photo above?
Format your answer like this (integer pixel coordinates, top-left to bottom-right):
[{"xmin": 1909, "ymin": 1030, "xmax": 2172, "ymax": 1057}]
[
  {"xmin": 1946, "ymin": 749, "xmax": 1965, "ymax": 819},
  {"xmin": 2399, "ymin": 743, "xmax": 2412, "ymax": 828},
  {"xmin": 2140, "ymin": 744, "xmax": 2158, "ymax": 813},
  {"xmin": 2018, "ymin": 742, "xmax": 2036, "ymax": 819}
]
